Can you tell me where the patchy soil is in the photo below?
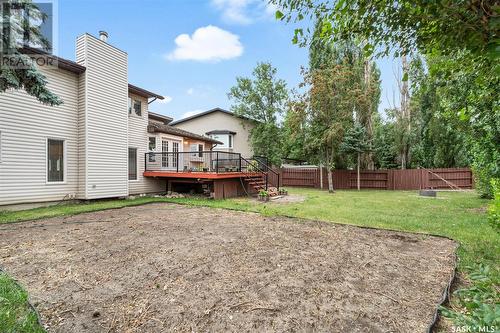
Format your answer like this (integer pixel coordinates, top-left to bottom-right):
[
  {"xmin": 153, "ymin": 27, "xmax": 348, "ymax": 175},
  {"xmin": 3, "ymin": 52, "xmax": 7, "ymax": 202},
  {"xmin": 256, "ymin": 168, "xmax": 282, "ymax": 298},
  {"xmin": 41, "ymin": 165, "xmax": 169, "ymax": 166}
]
[
  {"xmin": 0, "ymin": 204, "xmax": 457, "ymax": 332},
  {"xmin": 270, "ymin": 194, "xmax": 306, "ymax": 204}
]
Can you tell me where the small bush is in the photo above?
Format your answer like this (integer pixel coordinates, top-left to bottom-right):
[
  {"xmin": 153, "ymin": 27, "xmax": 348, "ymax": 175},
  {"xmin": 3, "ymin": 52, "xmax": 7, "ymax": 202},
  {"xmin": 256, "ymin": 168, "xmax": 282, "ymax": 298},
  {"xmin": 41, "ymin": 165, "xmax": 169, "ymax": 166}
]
[
  {"xmin": 488, "ymin": 179, "xmax": 500, "ymax": 232},
  {"xmin": 440, "ymin": 264, "xmax": 500, "ymax": 330}
]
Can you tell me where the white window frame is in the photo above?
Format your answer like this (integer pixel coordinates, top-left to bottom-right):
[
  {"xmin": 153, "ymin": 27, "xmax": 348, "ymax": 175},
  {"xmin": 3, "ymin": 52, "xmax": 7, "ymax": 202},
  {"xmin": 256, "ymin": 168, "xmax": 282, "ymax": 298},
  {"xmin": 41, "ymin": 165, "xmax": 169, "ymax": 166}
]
[
  {"xmin": 46, "ymin": 137, "xmax": 67, "ymax": 185},
  {"xmin": 190, "ymin": 143, "xmax": 204, "ymax": 158},
  {"xmin": 128, "ymin": 97, "xmax": 143, "ymax": 118},
  {"xmin": 210, "ymin": 134, "xmax": 233, "ymax": 149},
  {"xmin": 148, "ymin": 136, "xmax": 157, "ymax": 151},
  {"xmin": 128, "ymin": 147, "xmax": 139, "ymax": 181}
]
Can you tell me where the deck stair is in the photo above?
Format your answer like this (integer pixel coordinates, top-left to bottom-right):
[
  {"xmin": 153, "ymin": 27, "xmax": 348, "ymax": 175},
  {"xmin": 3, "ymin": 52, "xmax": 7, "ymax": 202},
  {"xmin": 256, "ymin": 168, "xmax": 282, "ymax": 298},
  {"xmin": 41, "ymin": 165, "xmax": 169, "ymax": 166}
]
[{"xmin": 244, "ymin": 175, "xmax": 267, "ymax": 191}]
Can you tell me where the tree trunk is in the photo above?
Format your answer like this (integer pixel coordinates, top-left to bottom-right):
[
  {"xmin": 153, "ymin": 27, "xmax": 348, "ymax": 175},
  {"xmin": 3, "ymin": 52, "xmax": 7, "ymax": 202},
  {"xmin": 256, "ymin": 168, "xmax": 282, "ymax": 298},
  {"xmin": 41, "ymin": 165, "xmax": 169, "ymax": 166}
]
[
  {"xmin": 328, "ymin": 168, "xmax": 334, "ymax": 193},
  {"xmin": 400, "ymin": 55, "xmax": 410, "ymax": 169},
  {"xmin": 357, "ymin": 152, "xmax": 361, "ymax": 191},
  {"xmin": 363, "ymin": 58, "xmax": 375, "ymax": 170},
  {"xmin": 325, "ymin": 149, "xmax": 334, "ymax": 193}
]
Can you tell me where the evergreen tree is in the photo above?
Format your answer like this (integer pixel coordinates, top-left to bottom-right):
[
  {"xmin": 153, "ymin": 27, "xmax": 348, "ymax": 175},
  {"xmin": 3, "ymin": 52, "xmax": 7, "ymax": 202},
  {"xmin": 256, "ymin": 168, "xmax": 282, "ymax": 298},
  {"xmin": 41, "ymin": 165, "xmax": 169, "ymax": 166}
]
[{"xmin": 0, "ymin": 0, "xmax": 61, "ymax": 105}]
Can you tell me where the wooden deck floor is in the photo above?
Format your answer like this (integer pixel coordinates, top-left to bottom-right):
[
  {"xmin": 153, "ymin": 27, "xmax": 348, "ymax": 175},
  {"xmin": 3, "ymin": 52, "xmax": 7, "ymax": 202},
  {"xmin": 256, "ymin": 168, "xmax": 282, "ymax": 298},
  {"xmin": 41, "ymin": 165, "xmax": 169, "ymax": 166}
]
[{"xmin": 143, "ymin": 171, "xmax": 260, "ymax": 179}]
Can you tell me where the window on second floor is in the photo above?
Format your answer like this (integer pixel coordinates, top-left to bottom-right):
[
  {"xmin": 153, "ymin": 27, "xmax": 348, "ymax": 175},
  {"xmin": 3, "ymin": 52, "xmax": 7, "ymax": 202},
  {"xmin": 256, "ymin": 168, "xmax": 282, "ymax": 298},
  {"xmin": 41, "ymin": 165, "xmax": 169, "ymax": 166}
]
[
  {"xmin": 209, "ymin": 134, "xmax": 233, "ymax": 149},
  {"xmin": 128, "ymin": 98, "xmax": 142, "ymax": 117},
  {"xmin": 148, "ymin": 137, "xmax": 156, "ymax": 151}
]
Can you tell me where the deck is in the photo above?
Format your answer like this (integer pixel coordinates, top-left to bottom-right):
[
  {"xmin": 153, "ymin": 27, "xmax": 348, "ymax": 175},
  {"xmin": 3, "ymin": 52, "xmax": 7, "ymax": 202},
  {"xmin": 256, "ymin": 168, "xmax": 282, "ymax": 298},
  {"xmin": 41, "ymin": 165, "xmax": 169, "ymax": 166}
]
[{"xmin": 143, "ymin": 171, "xmax": 261, "ymax": 179}]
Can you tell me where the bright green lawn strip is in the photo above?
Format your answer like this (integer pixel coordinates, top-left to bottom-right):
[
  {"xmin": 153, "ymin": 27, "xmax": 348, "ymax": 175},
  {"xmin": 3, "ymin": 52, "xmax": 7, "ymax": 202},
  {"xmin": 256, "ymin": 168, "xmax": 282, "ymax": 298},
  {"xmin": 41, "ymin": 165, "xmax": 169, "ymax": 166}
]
[
  {"xmin": 0, "ymin": 273, "xmax": 44, "ymax": 333},
  {"xmin": 0, "ymin": 197, "xmax": 172, "ymax": 224}
]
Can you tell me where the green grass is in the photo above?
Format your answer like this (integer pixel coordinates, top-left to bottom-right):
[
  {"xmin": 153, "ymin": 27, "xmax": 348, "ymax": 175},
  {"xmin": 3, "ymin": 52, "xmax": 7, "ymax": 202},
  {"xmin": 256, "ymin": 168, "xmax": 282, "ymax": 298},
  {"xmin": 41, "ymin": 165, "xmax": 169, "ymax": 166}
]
[
  {"xmin": 0, "ymin": 273, "xmax": 44, "ymax": 333},
  {"xmin": 1, "ymin": 188, "xmax": 498, "ymax": 331},
  {"xmin": 0, "ymin": 196, "xmax": 175, "ymax": 225}
]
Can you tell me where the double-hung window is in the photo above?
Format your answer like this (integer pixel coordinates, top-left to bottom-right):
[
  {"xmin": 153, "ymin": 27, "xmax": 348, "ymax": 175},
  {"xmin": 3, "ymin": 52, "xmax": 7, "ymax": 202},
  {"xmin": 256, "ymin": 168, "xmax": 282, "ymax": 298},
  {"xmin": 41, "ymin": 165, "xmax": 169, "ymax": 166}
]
[{"xmin": 47, "ymin": 139, "xmax": 64, "ymax": 182}]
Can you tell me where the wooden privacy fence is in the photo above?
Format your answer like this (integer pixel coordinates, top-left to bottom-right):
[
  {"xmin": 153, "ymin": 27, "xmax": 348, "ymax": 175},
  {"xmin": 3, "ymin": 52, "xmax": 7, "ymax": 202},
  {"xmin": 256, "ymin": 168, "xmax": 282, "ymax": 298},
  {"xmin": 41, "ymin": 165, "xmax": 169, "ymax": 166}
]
[{"xmin": 273, "ymin": 167, "xmax": 473, "ymax": 190}]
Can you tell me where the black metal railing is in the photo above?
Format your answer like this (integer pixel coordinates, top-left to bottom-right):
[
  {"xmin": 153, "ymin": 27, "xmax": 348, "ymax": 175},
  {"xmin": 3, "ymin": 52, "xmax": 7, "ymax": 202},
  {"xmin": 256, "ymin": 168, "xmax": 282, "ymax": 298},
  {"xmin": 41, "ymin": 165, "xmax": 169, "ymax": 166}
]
[
  {"xmin": 248, "ymin": 156, "xmax": 280, "ymax": 190},
  {"xmin": 145, "ymin": 151, "xmax": 242, "ymax": 173}
]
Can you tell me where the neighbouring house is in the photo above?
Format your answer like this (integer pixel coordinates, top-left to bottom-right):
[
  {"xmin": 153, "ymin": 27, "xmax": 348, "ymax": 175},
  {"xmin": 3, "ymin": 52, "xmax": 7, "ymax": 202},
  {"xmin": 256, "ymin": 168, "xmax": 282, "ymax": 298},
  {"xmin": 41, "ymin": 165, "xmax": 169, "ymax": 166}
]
[
  {"xmin": 0, "ymin": 32, "xmax": 277, "ymax": 207},
  {"xmin": 170, "ymin": 108, "xmax": 256, "ymax": 158}
]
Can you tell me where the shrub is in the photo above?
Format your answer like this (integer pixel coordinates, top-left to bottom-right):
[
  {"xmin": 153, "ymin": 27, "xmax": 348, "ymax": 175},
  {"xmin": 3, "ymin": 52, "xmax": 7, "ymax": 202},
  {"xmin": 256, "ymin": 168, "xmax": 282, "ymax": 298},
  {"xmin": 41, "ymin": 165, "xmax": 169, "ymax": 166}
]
[
  {"xmin": 488, "ymin": 179, "xmax": 500, "ymax": 232},
  {"xmin": 258, "ymin": 190, "xmax": 269, "ymax": 197},
  {"xmin": 440, "ymin": 264, "xmax": 500, "ymax": 330}
]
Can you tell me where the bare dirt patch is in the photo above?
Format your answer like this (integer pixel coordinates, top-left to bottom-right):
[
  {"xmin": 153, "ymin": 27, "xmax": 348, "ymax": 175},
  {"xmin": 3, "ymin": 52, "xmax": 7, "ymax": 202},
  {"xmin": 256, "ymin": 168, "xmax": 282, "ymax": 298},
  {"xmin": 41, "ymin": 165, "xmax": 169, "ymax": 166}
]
[{"xmin": 0, "ymin": 204, "xmax": 457, "ymax": 332}]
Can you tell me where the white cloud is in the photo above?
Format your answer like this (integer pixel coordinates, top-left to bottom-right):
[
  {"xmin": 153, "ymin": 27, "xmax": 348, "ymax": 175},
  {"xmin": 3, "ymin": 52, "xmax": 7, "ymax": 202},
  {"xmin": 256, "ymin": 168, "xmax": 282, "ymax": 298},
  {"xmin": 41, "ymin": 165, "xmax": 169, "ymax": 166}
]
[
  {"xmin": 158, "ymin": 95, "xmax": 173, "ymax": 104},
  {"xmin": 211, "ymin": 0, "xmax": 276, "ymax": 25},
  {"xmin": 166, "ymin": 25, "xmax": 243, "ymax": 63},
  {"xmin": 182, "ymin": 109, "xmax": 204, "ymax": 119},
  {"xmin": 186, "ymin": 88, "xmax": 194, "ymax": 95},
  {"xmin": 212, "ymin": 0, "xmax": 253, "ymax": 24}
]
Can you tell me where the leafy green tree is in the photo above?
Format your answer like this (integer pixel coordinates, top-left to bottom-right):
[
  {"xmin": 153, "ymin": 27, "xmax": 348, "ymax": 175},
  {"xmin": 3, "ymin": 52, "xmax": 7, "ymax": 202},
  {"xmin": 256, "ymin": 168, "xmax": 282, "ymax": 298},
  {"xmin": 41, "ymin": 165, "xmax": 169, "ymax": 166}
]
[
  {"xmin": 228, "ymin": 62, "xmax": 288, "ymax": 165},
  {"xmin": 309, "ymin": 26, "xmax": 381, "ymax": 169},
  {"xmin": 0, "ymin": 0, "xmax": 61, "ymax": 105},
  {"xmin": 372, "ymin": 114, "xmax": 399, "ymax": 169},
  {"xmin": 411, "ymin": 52, "xmax": 499, "ymax": 197},
  {"xmin": 274, "ymin": 0, "xmax": 498, "ymax": 61},
  {"xmin": 282, "ymin": 99, "xmax": 307, "ymax": 161},
  {"xmin": 408, "ymin": 56, "xmax": 470, "ymax": 169},
  {"xmin": 289, "ymin": 57, "xmax": 367, "ymax": 191},
  {"xmin": 273, "ymin": 0, "xmax": 499, "ymax": 197},
  {"xmin": 340, "ymin": 122, "xmax": 371, "ymax": 190}
]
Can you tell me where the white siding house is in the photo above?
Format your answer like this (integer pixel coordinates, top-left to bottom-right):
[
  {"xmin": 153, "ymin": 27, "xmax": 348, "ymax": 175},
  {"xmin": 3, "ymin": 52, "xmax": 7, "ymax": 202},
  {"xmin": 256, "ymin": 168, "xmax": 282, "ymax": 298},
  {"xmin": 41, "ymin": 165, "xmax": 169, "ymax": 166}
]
[
  {"xmin": 76, "ymin": 34, "xmax": 129, "ymax": 199},
  {"xmin": 0, "ymin": 66, "xmax": 80, "ymax": 206},
  {"xmin": 127, "ymin": 93, "xmax": 166, "ymax": 195},
  {"xmin": 0, "ymin": 32, "xmax": 168, "ymax": 206}
]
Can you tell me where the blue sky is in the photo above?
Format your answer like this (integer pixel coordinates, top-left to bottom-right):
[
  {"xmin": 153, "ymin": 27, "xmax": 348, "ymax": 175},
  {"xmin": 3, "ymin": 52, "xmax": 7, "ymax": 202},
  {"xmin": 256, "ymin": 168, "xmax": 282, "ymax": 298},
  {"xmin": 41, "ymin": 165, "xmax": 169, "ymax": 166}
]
[{"xmin": 56, "ymin": 0, "xmax": 399, "ymax": 121}]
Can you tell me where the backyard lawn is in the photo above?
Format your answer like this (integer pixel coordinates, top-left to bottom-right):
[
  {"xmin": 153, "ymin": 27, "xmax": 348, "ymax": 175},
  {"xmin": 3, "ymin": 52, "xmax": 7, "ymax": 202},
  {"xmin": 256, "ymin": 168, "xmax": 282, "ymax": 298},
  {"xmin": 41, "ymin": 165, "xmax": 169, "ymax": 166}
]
[{"xmin": 0, "ymin": 188, "xmax": 498, "ymax": 331}]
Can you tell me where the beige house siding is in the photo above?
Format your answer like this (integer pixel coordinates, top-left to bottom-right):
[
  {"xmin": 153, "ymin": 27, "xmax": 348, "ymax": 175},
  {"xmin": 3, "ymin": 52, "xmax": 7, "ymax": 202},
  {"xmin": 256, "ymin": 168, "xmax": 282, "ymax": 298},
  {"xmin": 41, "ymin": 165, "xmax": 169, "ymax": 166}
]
[
  {"xmin": 128, "ymin": 94, "xmax": 165, "ymax": 194},
  {"xmin": 173, "ymin": 111, "xmax": 254, "ymax": 158},
  {"xmin": 76, "ymin": 34, "xmax": 129, "ymax": 199},
  {"xmin": 0, "ymin": 66, "xmax": 80, "ymax": 205}
]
